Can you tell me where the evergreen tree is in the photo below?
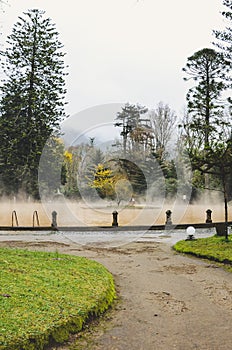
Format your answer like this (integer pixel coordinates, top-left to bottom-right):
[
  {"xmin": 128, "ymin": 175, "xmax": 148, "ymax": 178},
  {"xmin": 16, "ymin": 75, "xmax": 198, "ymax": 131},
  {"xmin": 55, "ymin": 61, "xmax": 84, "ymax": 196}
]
[
  {"xmin": 114, "ymin": 103, "xmax": 150, "ymax": 155},
  {"xmin": 182, "ymin": 48, "xmax": 230, "ymax": 150},
  {"xmin": 182, "ymin": 48, "xmax": 232, "ymax": 236},
  {"xmin": 114, "ymin": 103, "xmax": 177, "ymax": 199},
  {"xmin": 38, "ymin": 137, "xmax": 65, "ymax": 198},
  {"xmin": 213, "ymin": 0, "xmax": 232, "ymax": 67},
  {"xmin": 213, "ymin": 0, "xmax": 232, "ymax": 105},
  {"xmin": 186, "ymin": 127, "xmax": 232, "ymax": 239},
  {"xmin": 0, "ymin": 9, "xmax": 68, "ymax": 198}
]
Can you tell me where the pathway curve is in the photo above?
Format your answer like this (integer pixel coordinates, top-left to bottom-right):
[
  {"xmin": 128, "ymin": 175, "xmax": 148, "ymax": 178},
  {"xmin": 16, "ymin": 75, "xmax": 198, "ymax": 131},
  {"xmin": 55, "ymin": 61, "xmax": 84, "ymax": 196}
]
[{"xmin": 1, "ymin": 234, "xmax": 232, "ymax": 349}]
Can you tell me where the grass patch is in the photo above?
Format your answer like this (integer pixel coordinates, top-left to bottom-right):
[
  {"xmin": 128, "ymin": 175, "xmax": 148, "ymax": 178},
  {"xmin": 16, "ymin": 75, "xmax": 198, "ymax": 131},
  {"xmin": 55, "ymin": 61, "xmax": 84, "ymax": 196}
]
[
  {"xmin": 0, "ymin": 248, "xmax": 116, "ymax": 350},
  {"xmin": 173, "ymin": 234, "xmax": 232, "ymax": 267}
]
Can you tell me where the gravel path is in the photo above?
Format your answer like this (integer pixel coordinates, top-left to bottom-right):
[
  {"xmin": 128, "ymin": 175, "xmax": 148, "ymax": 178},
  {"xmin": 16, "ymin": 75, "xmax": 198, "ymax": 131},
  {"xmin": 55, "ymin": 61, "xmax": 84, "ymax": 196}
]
[{"xmin": 1, "ymin": 231, "xmax": 232, "ymax": 349}]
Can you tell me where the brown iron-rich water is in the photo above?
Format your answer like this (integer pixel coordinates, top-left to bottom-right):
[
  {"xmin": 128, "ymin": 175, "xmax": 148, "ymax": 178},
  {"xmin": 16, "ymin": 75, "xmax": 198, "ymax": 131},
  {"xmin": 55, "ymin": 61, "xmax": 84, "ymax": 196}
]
[{"xmin": 0, "ymin": 199, "xmax": 230, "ymax": 227}]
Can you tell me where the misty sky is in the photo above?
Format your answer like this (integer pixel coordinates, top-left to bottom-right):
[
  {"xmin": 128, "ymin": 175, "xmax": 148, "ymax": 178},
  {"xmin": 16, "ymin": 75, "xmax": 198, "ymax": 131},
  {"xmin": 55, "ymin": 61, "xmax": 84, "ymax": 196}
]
[{"xmin": 1, "ymin": 0, "xmax": 225, "ymax": 118}]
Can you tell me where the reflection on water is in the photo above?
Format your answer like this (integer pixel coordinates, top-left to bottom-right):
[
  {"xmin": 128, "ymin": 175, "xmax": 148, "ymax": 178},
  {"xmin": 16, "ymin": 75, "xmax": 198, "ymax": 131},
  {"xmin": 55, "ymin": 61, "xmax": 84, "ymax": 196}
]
[{"xmin": 0, "ymin": 200, "xmax": 230, "ymax": 227}]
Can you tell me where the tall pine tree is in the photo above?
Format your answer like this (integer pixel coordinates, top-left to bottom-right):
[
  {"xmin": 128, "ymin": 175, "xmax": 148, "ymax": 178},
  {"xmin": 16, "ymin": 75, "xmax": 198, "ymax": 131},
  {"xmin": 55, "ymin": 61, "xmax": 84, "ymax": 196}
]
[
  {"xmin": 213, "ymin": 0, "xmax": 232, "ymax": 66},
  {"xmin": 182, "ymin": 48, "xmax": 230, "ymax": 149},
  {"xmin": 0, "ymin": 9, "xmax": 68, "ymax": 198},
  {"xmin": 213, "ymin": 0, "xmax": 232, "ymax": 105}
]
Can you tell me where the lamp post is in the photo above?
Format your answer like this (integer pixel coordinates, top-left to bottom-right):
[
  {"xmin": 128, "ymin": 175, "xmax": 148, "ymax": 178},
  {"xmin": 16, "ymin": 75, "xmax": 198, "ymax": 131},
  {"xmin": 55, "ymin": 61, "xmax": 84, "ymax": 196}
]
[{"xmin": 186, "ymin": 226, "xmax": 195, "ymax": 240}]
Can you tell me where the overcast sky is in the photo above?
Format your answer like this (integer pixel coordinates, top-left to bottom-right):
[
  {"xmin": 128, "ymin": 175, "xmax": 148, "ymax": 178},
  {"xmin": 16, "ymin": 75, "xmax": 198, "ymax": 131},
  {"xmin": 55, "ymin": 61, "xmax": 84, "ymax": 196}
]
[{"xmin": 1, "ymin": 0, "xmax": 225, "ymax": 118}]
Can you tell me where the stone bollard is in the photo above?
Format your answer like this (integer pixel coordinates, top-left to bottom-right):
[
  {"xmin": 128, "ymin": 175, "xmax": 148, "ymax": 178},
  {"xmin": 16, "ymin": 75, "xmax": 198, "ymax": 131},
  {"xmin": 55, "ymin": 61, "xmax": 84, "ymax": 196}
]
[
  {"xmin": 215, "ymin": 223, "xmax": 226, "ymax": 236},
  {"xmin": 112, "ymin": 211, "xmax": 118, "ymax": 227},
  {"xmin": 165, "ymin": 210, "xmax": 172, "ymax": 225},
  {"xmin": 206, "ymin": 209, "xmax": 212, "ymax": 223},
  {"xmin": 51, "ymin": 211, "xmax": 57, "ymax": 228}
]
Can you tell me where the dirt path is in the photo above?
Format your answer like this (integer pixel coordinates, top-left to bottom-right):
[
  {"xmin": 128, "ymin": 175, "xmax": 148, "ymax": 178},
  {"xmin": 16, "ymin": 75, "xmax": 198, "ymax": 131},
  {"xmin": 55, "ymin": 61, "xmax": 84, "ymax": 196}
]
[{"xmin": 1, "ymin": 235, "xmax": 232, "ymax": 349}]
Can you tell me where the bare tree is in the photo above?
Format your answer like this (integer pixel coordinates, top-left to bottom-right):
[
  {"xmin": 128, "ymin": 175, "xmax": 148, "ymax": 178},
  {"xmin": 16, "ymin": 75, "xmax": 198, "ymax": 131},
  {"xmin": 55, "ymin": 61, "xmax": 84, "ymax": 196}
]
[{"xmin": 149, "ymin": 102, "xmax": 176, "ymax": 160}]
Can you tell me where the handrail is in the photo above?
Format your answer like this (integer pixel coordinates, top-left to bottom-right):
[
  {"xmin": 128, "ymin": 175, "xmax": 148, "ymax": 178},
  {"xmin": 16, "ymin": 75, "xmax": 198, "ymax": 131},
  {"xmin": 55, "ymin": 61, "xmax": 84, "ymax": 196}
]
[
  {"xmin": 32, "ymin": 211, "xmax": 40, "ymax": 227},
  {"xmin": 11, "ymin": 210, "xmax": 19, "ymax": 227}
]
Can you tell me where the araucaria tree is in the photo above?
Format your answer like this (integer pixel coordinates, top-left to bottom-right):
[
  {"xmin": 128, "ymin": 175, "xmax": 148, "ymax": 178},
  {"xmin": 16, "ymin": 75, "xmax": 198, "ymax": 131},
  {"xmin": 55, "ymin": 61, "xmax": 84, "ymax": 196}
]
[
  {"xmin": 213, "ymin": 0, "xmax": 232, "ymax": 104},
  {"xmin": 0, "ymin": 9, "xmax": 68, "ymax": 198},
  {"xmin": 114, "ymin": 103, "xmax": 151, "ymax": 155},
  {"xmin": 182, "ymin": 48, "xmax": 231, "ymax": 236},
  {"xmin": 183, "ymin": 48, "xmax": 230, "ymax": 150},
  {"xmin": 213, "ymin": 0, "xmax": 232, "ymax": 66}
]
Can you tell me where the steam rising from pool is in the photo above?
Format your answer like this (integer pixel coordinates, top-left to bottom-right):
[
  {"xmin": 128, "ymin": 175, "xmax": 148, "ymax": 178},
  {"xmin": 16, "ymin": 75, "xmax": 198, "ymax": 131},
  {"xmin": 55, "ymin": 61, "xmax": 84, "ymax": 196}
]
[{"xmin": 0, "ymin": 197, "xmax": 229, "ymax": 227}]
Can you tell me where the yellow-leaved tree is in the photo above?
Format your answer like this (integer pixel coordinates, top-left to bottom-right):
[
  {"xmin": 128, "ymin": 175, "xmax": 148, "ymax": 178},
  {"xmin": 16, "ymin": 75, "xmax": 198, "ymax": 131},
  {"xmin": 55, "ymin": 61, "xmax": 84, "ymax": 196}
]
[
  {"xmin": 90, "ymin": 163, "xmax": 133, "ymax": 205},
  {"xmin": 91, "ymin": 164, "xmax": 115, "ymax": 199}
]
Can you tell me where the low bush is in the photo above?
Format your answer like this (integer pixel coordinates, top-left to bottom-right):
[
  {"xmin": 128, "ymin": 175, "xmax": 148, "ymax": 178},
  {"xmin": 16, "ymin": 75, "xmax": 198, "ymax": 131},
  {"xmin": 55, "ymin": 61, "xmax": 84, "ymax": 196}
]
[{"xmin": 0, "ymin": 248, "xmax": 116, "ymax": 350}]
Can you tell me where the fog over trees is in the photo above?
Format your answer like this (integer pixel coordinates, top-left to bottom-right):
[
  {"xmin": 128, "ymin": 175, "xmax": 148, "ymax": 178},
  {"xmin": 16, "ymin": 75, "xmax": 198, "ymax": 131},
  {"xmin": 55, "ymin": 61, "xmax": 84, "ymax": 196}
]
[{"xmin": 0, "ymin": 0, "xmax": 231, "ymax": 238}]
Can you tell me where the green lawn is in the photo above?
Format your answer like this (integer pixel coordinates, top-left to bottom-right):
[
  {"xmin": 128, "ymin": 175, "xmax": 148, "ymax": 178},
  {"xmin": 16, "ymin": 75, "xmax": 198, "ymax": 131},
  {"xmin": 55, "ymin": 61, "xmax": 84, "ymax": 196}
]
[
  {"xmin": 173, "ymin": 234, "xmax": 232, "ymax": 269},
  {"xmin": 0, "ymin": 248, "xmax": 116, "ymax": 350}
]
